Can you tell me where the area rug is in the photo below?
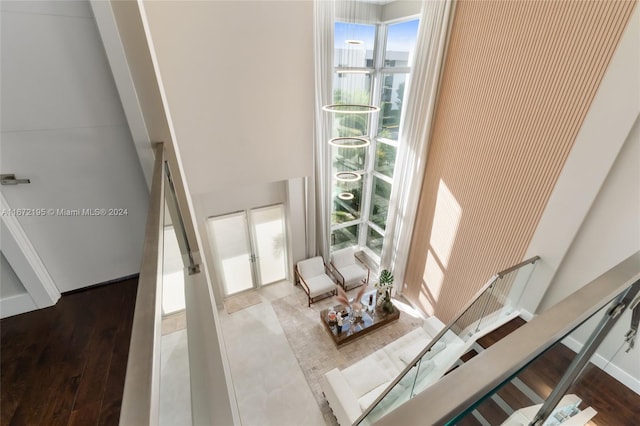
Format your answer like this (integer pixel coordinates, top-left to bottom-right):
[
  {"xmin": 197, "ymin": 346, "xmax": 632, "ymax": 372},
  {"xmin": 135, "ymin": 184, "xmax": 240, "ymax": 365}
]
[
  {"xmin": 271, "ymin": 287, "xmax": 423, "ymax": 424},
  {"xmin": 162, "ymin": 310, "xmax": 187, "ymax": 335},
  {"xmin": 224, "ymin": 290, "xmax": 262, "ymax": 314}
]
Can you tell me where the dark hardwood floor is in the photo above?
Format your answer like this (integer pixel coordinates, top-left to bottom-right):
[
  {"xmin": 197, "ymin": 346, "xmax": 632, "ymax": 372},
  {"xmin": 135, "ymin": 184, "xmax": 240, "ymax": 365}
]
[
  {"xmin": 1, "ymin": 278, "xmax": 137, "ymax": 426},
  {"xmin": 456, "ymin": 317, "xmax": 640, "ymax": 426}
]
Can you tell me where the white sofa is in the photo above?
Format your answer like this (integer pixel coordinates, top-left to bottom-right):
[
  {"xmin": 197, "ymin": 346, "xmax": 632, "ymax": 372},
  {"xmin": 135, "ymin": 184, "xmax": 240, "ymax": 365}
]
[{"xmin": 321, "ymin": 316, "xmax": 465, "ymax": 425}]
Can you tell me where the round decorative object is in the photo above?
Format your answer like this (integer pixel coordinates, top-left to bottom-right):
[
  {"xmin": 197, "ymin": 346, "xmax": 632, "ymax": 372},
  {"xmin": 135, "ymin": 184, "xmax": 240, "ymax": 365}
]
[
  {"xmin": 328, "ymin": 136, "xmax": 370, "ymax": 149},
  {"xmin": 338, "ymin": 192, "xmax": 354, "ymax": 200},
  {"xmin": 328, "ymin": 310, "xmax": 337, "ymax": 323},
  {"xmin": 345, "ymin": 39, "xmax": 364, "ymax": 45},
  {"xmin": 322, "ymin": 104, "xmax": 380, "ymax": 114},
  {"xmin": 383, "ymin": 299, "xmax": 394, "ymax": 313},
  {"xmin": 335, "ymin": 171, "xmax": 361, "ymax": 182}
]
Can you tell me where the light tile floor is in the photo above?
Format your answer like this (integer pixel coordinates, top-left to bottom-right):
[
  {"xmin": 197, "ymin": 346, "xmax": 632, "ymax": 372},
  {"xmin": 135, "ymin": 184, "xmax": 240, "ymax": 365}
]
[{"xmin": 218, "ymin": 280, "xmax": 326, "ymax": 426}]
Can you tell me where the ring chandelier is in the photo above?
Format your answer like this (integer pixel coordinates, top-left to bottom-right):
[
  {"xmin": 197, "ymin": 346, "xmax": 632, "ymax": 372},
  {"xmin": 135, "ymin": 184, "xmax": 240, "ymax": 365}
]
[
  {"xmin": 328, "ymin": 137, "xmax": 370, "ymax": 149},
  {"xmin": 322, "ymin": 104, "xmax": 380, "ymax": 114},
  {"xmin": 335, "ymin": 171, "xmax": 362, "ymax": 182},
  {"xmin": 338, "ymin": 192, "xmax": 355, "ymax": 200}
]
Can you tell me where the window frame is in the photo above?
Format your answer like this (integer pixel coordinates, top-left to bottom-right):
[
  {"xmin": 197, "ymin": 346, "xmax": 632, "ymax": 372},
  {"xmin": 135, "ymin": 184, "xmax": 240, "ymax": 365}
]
[{"xmin": 330, "ymin": 16, "xmax": 420, "ymax": 263}]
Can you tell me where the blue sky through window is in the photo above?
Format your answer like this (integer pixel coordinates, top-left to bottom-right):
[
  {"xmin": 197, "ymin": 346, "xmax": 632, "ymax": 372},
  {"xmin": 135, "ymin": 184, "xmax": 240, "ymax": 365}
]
[
  {"xmin": 334, "ymin": 22, "xmax": 376, "ymax": 51},
  {"xmin": 386, "ymin": 19, "xmax": 419, "ymax": 55},
  {"xmin": 334, "ymin": 19, "xmax": 420, "ymax": 66}
]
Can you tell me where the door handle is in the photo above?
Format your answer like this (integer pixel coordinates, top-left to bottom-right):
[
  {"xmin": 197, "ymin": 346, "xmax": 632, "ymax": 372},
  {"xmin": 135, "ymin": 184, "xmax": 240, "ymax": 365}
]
[{"xmin": 1, "ymin": 174, "xmax": 31, "ymax": 185}]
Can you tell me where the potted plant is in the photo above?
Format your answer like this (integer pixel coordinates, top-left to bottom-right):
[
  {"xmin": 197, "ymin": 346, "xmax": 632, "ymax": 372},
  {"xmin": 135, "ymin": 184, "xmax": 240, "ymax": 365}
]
[{"xmin": 375, "ymin": 269, "xmax": 395, "ymax": 313}]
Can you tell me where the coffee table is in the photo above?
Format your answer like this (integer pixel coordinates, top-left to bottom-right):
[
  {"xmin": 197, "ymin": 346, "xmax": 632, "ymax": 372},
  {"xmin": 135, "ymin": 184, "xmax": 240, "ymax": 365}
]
[{"xmin": 319, "ymin": 290, "xmax": 400, "ymax": 347}]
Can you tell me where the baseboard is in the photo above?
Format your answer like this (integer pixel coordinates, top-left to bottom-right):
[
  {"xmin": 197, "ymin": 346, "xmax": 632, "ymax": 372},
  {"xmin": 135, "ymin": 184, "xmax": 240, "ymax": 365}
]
[
  {"xmin": 562, "ymin": 335, "xmax": 640, "ymax": 395},
  {"xmin": 519, "ymin": 309, "xmax": 535, "ymax": 321},
  {"xmin": 1, "ymin": 292, "xmax": 37, "ymax": 319},
  {"xmin": 61, "ymin": 273, "xmax": 140, "ymax": 295}
]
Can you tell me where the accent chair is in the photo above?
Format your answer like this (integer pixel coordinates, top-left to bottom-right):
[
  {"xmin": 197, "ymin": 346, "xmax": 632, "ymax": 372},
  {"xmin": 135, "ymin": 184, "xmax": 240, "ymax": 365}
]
[
  {"xmin": 295, "ymin": 256, "xmax": 337, "ymax": 307},
  {"xmin": 330, "ymin": 247, "xmax": 370, "ymax": 291}
]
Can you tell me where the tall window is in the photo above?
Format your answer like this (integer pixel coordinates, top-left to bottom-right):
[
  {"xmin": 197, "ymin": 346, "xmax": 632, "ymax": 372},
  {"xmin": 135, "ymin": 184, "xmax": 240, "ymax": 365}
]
[{"xmin": 330, "ymin": 18, "xmax": 420, "ymax": 262}]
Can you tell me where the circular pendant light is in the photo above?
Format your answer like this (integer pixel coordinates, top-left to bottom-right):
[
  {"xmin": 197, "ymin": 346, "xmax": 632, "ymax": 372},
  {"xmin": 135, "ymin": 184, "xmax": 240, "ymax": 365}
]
[
  {"xmin": 335, "ymin": 171, "xmax": 362, "ymax": 182},
  {"xmin": 328, "ymin": 137, "xmax": 370, "ymax": 148},
  {"xmin": 338, "ymin": 192, "xmax": 355, "ymax": 200},
  {"xmin": 322, "ymin": 104, "xmax": 380, "ymax": 114}
]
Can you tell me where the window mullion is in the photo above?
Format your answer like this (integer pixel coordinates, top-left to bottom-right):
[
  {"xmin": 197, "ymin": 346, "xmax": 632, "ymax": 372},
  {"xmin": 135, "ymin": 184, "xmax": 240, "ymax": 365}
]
[
  {"xmin": 359, "ymin": 23, "xmax": 389, "ymax": 254},
  {"xmin": 371, "ymin": 170, "xmax": 393, "ymax": 185},
  {"xmin": 380, "ymin": 67, "xmax": 411, "ymax": 74},
  {"xmin": 330, "ymin": 18, "xmax": 419, "ymax": 258},
  {"xmin": 376, "ymin": 137, "xmax": 400, "ymax": 148},
  {"xmin": 358, "ymin": 23, "xmax": 386, "ymax": 250},
  {"xmin": 331, "ymin": 219, "xmax": 361, "ymax": 231}
]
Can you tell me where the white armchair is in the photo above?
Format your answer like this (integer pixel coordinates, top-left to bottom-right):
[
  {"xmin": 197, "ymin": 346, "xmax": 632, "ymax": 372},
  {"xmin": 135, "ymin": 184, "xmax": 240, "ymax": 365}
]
[
  {"xmin": 295, "ymin": 256, "xmax": 337, "ymax": 307},
  {"xmin": 330, "ymin": 247, "xmax": 370, "ymax": 291}
]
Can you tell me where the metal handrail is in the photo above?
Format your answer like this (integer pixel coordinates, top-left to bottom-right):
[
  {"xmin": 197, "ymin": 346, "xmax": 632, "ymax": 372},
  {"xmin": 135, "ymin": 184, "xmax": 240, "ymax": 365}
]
[
  {"xmin": 354, "ymin": 255, "xmax": 540, "ymax": 425},
  {"xmin": 119, "ymin": 143, "xmax": 164, "ymax": 425},
  {"xmin": 376, "ymin": 252, "xmax": 640, "ymax": 426},
  {"xmin": 497, "ymin": 255, "xmax": 541, "ymax": 278}
]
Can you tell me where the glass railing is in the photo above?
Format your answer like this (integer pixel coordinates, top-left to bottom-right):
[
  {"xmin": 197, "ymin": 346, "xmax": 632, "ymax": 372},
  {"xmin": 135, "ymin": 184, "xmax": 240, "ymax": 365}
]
[
  {"xmin": 158, "ymin": 155, "xmax": 194, "ymax": 424},
  {"xmin": 449, "ymin": 276, "xmax": 640, "ymax": 426},
  {"xmin": 355, "ymin": 256, "xmax": 540, "ymax": 425},
  {"xmin": 119, "ymin": 143, "xmax": 238, "ymax": 425},
  {"xmin": 371, "ymin": 252, "xmax": 639, "ymax": 426}
]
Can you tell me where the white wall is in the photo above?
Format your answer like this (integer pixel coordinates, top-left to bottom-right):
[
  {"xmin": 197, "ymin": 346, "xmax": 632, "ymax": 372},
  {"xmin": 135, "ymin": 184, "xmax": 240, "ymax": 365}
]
[
  {"xmin": 140, "ymin": 0, "xmax": 314, "ymax": 196},
  {"xmin": 1, "ymin": 0, "xmax": 149, "ymax": 292},
  {"xmin": 517, "ymin": 7, "xmax": 640, "ymax": 394},
  {"xmin": 520, "ymin": 6, "xmax": 639, "ymax": 314},
  {"xmin": 285, "ymin": 177, "xmax": 309, "ymax": 270},
  {"xmin": 382, "ymin": 0, "xmax": 422, "ymax": 22},
  {"xmin": 335, "ymin": 1, "xmax": 421, "ymax": 24},
  {"xmin": 538, "ymin": 118, "xmax": 640, "ymax": 310},
  {"xmin": 193, "ymin": 181, "xmax": 288, "ymax": 305},
  {"xmin": 538, "ymin": 117, "xmax": 640, "ymax": 393},
  {"xmin": 195, "ymin": 182, "xmax": 287, "ymax": 221}
]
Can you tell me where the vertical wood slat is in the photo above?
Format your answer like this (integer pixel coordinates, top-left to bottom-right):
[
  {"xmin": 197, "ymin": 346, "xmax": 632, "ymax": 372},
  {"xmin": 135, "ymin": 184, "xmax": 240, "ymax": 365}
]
[{"xmin": 404, "ymin": 0, "xmax": 636, "ymax": 322}]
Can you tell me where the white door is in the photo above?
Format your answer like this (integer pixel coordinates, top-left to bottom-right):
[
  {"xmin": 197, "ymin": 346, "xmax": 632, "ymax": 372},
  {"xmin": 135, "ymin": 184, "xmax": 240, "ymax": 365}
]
[
  {"xmin": 207, "ymin": 212, "xmax": 256, "ymax": 296},
  {"xmin": 249, "ymin": 204, "xmax": 287, "ymax": 286},
  {"xmin": 1, "ymin": 0, "xmax": 149, "ymax": 310},
  {"xmin": 207, "ymin": 204, "xmax": 288, "ymax": 297}
]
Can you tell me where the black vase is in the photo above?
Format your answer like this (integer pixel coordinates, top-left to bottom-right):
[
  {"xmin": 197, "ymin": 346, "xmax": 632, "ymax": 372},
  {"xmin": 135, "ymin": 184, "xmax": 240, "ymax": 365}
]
[{"xmin": 383, "ymin": 297, "xmax": 394, "ymax": 313}]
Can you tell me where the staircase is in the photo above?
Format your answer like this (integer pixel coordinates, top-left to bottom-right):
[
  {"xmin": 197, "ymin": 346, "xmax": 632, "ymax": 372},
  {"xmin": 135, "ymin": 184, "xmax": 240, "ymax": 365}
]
[
  {"xmin": 322, "ymin": 255, "xmax": 640, "ymax": 426},
  {"xmin": 355, "ymin": 256, "xmax": 541, "ymax": 425}
]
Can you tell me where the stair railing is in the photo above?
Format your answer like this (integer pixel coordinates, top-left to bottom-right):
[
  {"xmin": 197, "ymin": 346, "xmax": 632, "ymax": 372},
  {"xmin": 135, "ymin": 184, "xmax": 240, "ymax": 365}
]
[
  {"xmin": 373, "ymin": 252, "xmax": 640, "ymax": 426},
  {"xmin": 355, "ymin": 256, "xmax": 540, "ymax": 425}
]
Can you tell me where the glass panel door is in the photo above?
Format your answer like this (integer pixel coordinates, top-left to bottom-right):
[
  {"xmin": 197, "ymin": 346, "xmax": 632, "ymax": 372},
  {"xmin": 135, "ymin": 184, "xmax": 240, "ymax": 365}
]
[
  {"xmin": 207, "ymin": 212, "xmax": 255, "ymax": 296},
  {"xmin": 249, "ymin": 205, "xmax": 287, "ymax": 285}
]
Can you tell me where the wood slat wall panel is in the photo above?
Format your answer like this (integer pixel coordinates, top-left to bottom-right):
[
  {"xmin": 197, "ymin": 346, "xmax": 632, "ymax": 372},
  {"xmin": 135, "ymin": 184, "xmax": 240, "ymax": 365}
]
[{"xmin": 404, "ymin": 0, "xmax": 636, "ymax": 322}]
